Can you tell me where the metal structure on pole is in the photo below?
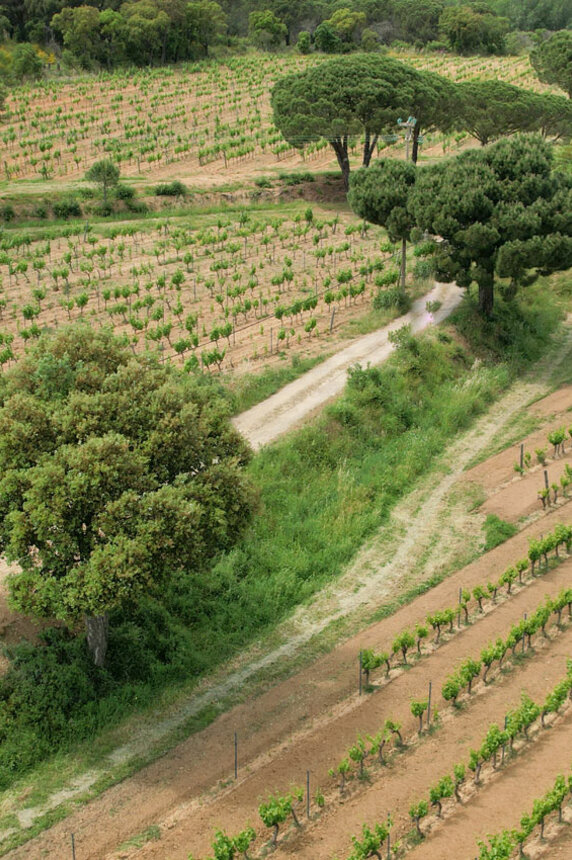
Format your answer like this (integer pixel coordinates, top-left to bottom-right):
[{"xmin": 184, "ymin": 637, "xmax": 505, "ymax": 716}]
[{"xmin": 397, "ymin": 116, "xmax": 417, "ymax": 162}]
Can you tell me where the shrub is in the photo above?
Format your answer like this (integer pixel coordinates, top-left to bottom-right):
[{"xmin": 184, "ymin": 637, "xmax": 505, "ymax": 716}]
[
  {"xmin": 297, "ymin": 30, "xmax": 311, "ymax": 53},
  {"xmin": 482, "ymin": 514, "xmax": 517, "ymax": 551},
  {"xmin": 53, "ymin": 198, "xmax": 82, "ymax": 219},
  {"xmin": 154, "ymin": 180, "xmax": 187, "ymax": 197},
  {"xmin": 373, "ymin": 287, "xmax": 411, "ymax": 313},
  {"xmin": 0, "ymin": 204, "xmax": 15, "ymax": 222},
  {"xmin": 114, "ymin": 183, "xmax": 135, "ymax": 201}
]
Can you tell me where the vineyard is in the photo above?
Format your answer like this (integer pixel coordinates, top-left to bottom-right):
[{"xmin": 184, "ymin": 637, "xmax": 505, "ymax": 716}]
[
  {"xmin": 0, "ymin": 50, "xmax": 556, "ymax": 186},
  {"xmin": 1, "ymin": 42, "xmax": 572, "ymax": 860},
  {"xmin": 138, "ymin": 409, "xmax": 572, "ymax": 860},
  {"xmin": 0, "ymin": 203, "xmax": 425, "ymax": 374}
]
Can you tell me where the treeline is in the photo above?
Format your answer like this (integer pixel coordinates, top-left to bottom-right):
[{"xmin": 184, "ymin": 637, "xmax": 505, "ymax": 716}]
[{"xmin": 0, "ymin": 0, "xmax": 571, "ymax": 72}]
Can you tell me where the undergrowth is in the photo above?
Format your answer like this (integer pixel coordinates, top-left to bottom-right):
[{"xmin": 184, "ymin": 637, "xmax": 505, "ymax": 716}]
[{"xmin": 0, "ymin": 282, "xmax": 564, "ymax": 791}]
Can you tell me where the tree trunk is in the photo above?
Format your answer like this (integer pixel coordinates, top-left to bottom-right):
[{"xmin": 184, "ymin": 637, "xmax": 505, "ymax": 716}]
[
  {"xmin": 85, "ymin": 613, "xmax": 109, "ymax": 667},
  {"xmin": 362, "ymin": 131, "xmax": 378, "ymax": 167},
  {"xmin": 331, "ymin": 137, "xmax": 350, "ymax": 191},
  {"xmin": 477, "ymin": 276, "xmax": 494, "ymax": 317},
  {"xmin": 400, "ymin": 237, "xmax": 407, "ymax": 290},
  {"xmin": 411, "ymin": 124, "xmax": 421, "ymax": 165}
]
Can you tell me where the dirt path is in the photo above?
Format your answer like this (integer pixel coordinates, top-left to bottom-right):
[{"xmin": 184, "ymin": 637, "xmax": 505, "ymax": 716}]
[
  {"xmin": 232, "ymin": 281, "xmax": 463, "ymax": 449},
  {"xmin": 3, "ymin": 320, "xmax": 572, "ymax": 860}
]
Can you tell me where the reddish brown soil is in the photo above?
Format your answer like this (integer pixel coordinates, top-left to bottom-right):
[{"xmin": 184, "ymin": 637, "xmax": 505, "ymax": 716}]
[{"xmin": 407, "ymin": 705, "xmax": 572, "ymax": 860}]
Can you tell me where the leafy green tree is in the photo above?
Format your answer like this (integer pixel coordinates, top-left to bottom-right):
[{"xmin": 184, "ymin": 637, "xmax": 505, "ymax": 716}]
[
  {"xmin": 51, "ymin": 6, "xmax": 104, "ymax": 67},
  {"xmin": 296, "ymin": 30, "xmax": 311, "ymax": 53},
  {"xmin": 119, "ymin": 0, "xmax": 170, "ymax": 65},
  {"xmin": 314, "ymin": 21, "xmax": 342, "ymax": 53},
  {"xmin": 394, "ymin": 0, "xmax": 443, "ymax": 44},
  {"xmin": 186, "ymin": 0, "xmax": 227, "ymax": 57},
  {"xmin": 411, "ymin": 134, "xmax": 572, "ymax": 315},
  {"xmin": 0, "ymin": 327, "xmax": 254, "ymax": 666},
  {"xmin": 439, "ymin": 4, "xmax": 508, "ymax": 55},
  {"xmin": 10, "ymin": 42, "xmax": 42, "ymax": 81},
  {"xmin": 85, "ymin": 159, "xmax": 120, "ymax": 206},
  {"xmin": 322, "ymin": 8, "xmax": 366, "ymax": 46},
  {"xmin": 531, "ymin": 30, "xmax": 572, "ymax": 98},
  {"xmin": 456, "ymin": 80, "xmax": 545, "ymax": 146},
  {"xmin": 495, "ymin": 0, "xmax": 572, "ymax": 31},
  {"xmin": 248, "ymin": 10, "xmax": 287, "ymax": 49},
  {"xmin": 272, "ymin": 55, "xmax": 450, "ymax": 189}
]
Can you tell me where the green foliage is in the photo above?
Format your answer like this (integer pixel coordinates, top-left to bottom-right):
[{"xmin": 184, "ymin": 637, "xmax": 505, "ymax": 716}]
[
  {"xmin": 531, "ymin": 31, "xmax": 572, "ymax": 98},
  {"xmin": 0, "ymin": 326, "xmax": 254, "ymax": 668},
  {"xmin": 439, "ymin": 5, "xmax": 508, "ymax": 55},
  {"xmin": 296, "ymin": 31, "xmax": 311, "ymax": 54},
  {"xmin": 154, "ymin": 181, "xmax": 188, "ymax": 198},
  {"xmin": 482, "ymin": 514, "xmax": 517, "ymax": 551},
  {"xmin": 248, "ymin": 11, "xmax": 287, "ymax": 50},
  {"xmin": 413, "ymin": 135, "xmax": 572, "ymax": 317},
  {"xmin": 272, "ymin": 55, "xmax": 454, "ymax": 187},
  {"xmin": 0, "ymin": 288, "xmax": 560, "ymax": 788},
  {"xmin": 85, "ymin": 160, "xmax": 120, "ymax": 205},
  {"xmin": 52, "ymin": 198, "xmax": 82, "ymax": 220},
  {"xmin": 349, "ymin": 820, "xmax": 390, "ymax": 859}
]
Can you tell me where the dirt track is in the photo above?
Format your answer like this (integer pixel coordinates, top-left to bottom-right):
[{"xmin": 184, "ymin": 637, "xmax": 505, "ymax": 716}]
[{"xmin": 232, "ymin": 281, "xmax": 464, "ymax": 449}]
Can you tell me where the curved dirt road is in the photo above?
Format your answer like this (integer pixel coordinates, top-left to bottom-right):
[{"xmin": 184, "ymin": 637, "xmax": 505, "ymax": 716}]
[{"xmin": 232, "ymin": 281, "xmax": 464, "ymax": 449}]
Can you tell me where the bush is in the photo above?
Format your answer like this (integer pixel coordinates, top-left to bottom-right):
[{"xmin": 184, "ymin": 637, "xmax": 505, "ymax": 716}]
[
  {"xmin": 154, "ymin": 180, "xmax": 187, "ymax": 197},
  {"xmin": 373, "ymin": 287, "xmax": 411, "ymax": 313},
  {"xmin": 52, "ymin": 198, "xmax": 82, "ymax": 219},
  {"xmin": 0, "ymin": 204, "xmax": 15, "ymax": 222},
  {"xmin": 278, "ymin": 171, "xmax": 315, "ymax": 186},
  {"xmin": 426, "ymin": 40, "xmax": 449, "ymax": 52},
  {"xmin": 114, "ymin": 183, "xmax": 135, "ymax": 201},
  {"xmin": 94, "ymin": 202, "xmax": 114, "ymax": 217},
  {"xmin": 413, "ymin": 258, "xmax": 435, "ymax": 281},
  {"xmin": 297, "ymin": 30, "xmax": 311, "ymax": 54}
]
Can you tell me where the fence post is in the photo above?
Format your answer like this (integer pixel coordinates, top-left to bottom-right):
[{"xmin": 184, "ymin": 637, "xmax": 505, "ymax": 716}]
[
  {"xmin": 306, "ymin": 770, "xmax": 310, "ymax": 819},
  {"xmin": 359, "ymin": 650, "xmax": 363, "ymax": 695},
  {"xmin": 427, "ymin": 681, "xmax": 432, "ymax": 727},
  {"xmin": 234, "ymin": 731, "xmax": 238, "ymax": 779},
  {"xmin": 520, "ymin": 443, "xmax": 524, "ymax": 470},
  {"xmin": 71, "ymin": 833, "xmax": 76, "ymax": 860}
]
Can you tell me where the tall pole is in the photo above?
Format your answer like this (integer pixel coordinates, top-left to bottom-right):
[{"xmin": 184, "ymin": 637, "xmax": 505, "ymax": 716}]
[{"xmin": 397, "ymin": 116, "xmax": 416, "ymax": 292}]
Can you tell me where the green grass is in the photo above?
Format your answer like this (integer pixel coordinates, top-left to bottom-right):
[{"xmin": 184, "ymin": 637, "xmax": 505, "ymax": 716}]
[
  {"xmin": 482, "ymin": 514, "xmax": 518, "ymax": 552},
  {"xmin": 119, "ymin": 825, "xmax": 161, "ymax": 850},
  {"xmin": 225, "ymin": 353, "xmax": 328, "ymax": 413}
]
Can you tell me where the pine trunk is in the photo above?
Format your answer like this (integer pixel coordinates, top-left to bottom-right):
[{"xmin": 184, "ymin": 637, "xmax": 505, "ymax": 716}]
[
  {"xmin": 478, "ymin": 278, "xmax": 494, "ymax": 317},
  {"xmin": 85, "ymin": 613, "xmax": 109, "ymax": 667}
]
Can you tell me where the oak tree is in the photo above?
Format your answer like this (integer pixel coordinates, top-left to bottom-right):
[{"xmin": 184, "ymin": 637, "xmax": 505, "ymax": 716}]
[{"xmin": 0, "ymin": 327, "xmax": 254, "ymax": 666}]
